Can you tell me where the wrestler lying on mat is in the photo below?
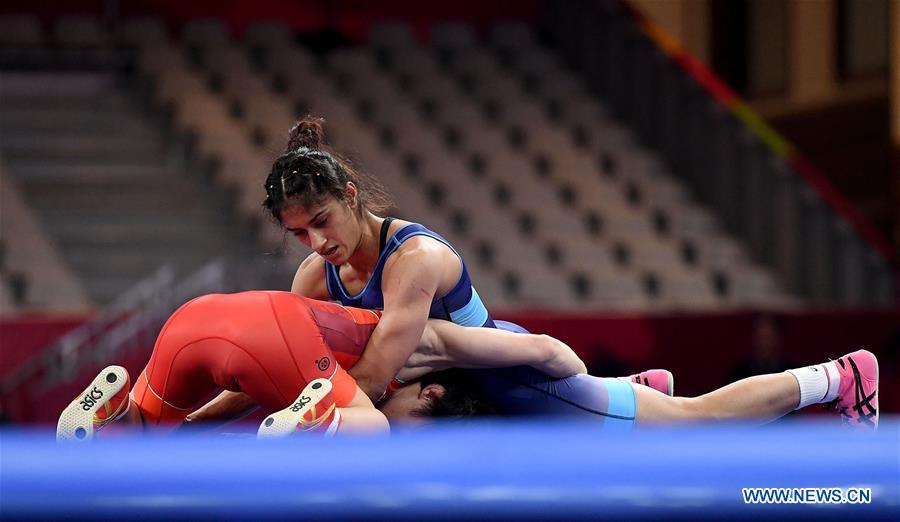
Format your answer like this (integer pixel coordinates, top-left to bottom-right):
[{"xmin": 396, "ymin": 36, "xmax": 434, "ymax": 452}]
[
  {"xmin": 58, "ymin": 291, "xmax": 879, "ymax": 441},
  {"xmin": 57, "ymin": 290, "xmax": 584, "ymax": 440}
]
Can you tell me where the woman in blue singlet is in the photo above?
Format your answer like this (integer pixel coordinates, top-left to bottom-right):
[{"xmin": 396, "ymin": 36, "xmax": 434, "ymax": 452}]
[{"xmin": 193, "ymin": 116, "xmax": 637, "ymax": 429}]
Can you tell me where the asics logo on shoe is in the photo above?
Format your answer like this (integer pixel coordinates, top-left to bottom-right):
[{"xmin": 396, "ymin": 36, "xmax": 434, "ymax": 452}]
[
  {"xmin": 290, "ymin": 395, "xmax": 312, "ymax": 412},
  {"xmin": 79, "ymin": 386, "xmax": 103, "ymax": 411}
]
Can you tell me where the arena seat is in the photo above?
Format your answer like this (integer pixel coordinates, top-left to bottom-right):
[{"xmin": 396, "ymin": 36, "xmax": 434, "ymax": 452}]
[
  {"xmin": 587, "ymin": 270, "xmax": 650, "ymax": 309},
  {"xmin": 0, "ymin": 15, "xmax": 43, "ymax": 46},
  {"xmin": 243, "ymin": 21, "xmax": 293, "ymax": 49},
  {"xmin": 429, "ymin": 23, "xmax": 477, "ymax": 52},
  {"xmin": 54, "ymin": 16, "xmax": 106, "ymax": 47},
  {"xmin": 181, "ymin": 19, "xmax": 230, "ymax": 47},
  {"xmin": 120, "ymin": 18, "xmax": 805, "ymax": 310},
  {"xmin": 116, "ymin": 17, "xmax": 168, "ymax": 47},
  {"xmin": 369, "ymin": 22, "xmax": 416, "ymax": 52},
  {"xmin": 488, "ymin": 22, "xmax": 537, "ymax": 51},
  {"xmin": 265, "ymin": 45, "xmax": 317, "ymax": 78},
  {"xmin": 133, "ymin": 40, "xmax": 288, "ymax": 258}
]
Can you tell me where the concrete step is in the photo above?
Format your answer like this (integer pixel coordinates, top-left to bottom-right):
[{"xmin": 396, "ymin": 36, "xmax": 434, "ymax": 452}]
[
  {"xmin": 0, "ymin": 94, "xmax": 134, "ymax": 112},
  {"xmin": 0, "ymin": 96, "xmax": 140, "ymax": 122},
  {"xmin": 0, "ymin": 72, "xmax": 120, "ymax": 99},
  {"xmin": 55, "ymin": 210, "xmax": 230, "ymax": 234},
  {"xmin": 22, "ymin": 183, "xmax": 212, "ymax": 209},
  {"xmin": 51, "ymin": 220, "xmax": 230, "ymax": 247},
  {"xmin": 0, "ymin": 71, "xmax": 274, "ymax": 306},
  {"xmin": 0, "ymin": 107, "xmax": 139, "ymax": 129},
  {"xmin": 1, "ymin": 136, "xmax": 167, "ymax": 163},
  {"xmin": 36, "ymin": 202, "xmax": 230, "ymax": 227},
  {"xmin": 0, "ymin": 120, "xmax": 160, "ymax": 140},
  {"xmin": 9, "ymin": 162, "xmax": 177, "ymax": 182},
  {"xmin": 0, "ymin": 111, "xmax": 157, "ymax": 136},
  {"xmin": 65, "ymin": 244, "xmax": 227, "ymax": 273}
]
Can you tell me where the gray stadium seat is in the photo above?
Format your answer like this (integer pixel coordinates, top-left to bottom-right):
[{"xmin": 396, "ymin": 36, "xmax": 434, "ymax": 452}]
[
  {"xmin": 244, "ymin": 21, "xmax": 292, "ymax": 48},
  {"xmin": 118, "ymin": 17, "xmax": 168, "ymax": 46},
  {"xmin": 55, "ymin": 16, "xmax": 105, "ymax": 47},
  {"xmin": 182, "ymin": 19, "xmax": 230, "ymax": 46},
  {"xmin": 489, "ymin": 22, "xmax": 537, "ymax": 50},
  {"xmin": 430, "ymin": 23, "xmax": 476, "ymax": 50},
  {"xmin": 368, "ymin": 22, "xmax": 415, "ymax": 51},
  {"xmin": 0, "ymin": 15, "xmax": 42, "ymax": 46}
]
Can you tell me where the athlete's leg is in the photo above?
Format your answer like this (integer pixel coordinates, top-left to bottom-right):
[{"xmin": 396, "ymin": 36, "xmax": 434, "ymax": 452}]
[
  {"xmin": 633, "ymin": 372, "xmax": 799, "ymax": 424},
  {"xmin": 187, "ymin": 295, "xmax": 382, "ymax": 425},
  {"xmin": 633, "ymin": 349, "xmax": 879, "ymax": 430},
  {"xmin": 130, "ymin": 337, "xmax": 226, "ymax": 428},
  {"xmin": 57, "ymin": 325, "xmax": 221, "ymax": 440}
]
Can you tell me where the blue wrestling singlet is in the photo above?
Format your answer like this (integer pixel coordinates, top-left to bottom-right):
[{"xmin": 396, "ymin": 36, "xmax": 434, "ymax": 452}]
[
  {"xmin": 324, "ymin": 219, "xmax": 635, "ymax": 429},
  {"xmin": 325, "ymin": 220, "xmax": 493, "ymax": 327}
]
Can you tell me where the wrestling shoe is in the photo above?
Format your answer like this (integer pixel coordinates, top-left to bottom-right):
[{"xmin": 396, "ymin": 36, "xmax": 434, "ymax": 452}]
[
  {"xmin": 57, "ymin": 365, "xmax": 131, "ymax": 442},
  {"xmin": 258, "ymin": 378, "xmax": 341, "ymax": 438},
  {"xmin": 827, "ymin": 350, "xmax": 878, "ymax": 431},
  {"xmin": 620, "ymin": 369, "xmax": 674, "ymax": 396}
]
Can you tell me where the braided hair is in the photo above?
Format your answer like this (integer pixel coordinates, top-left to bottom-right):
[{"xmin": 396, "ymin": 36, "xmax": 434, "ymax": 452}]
[{"xmin": 263, "ymin": 116, "xmax": 392, "ymax": 222}]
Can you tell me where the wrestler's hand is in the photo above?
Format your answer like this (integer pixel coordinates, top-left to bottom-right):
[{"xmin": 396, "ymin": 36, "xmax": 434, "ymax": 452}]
[
  {"xmin": 537, "ymin": 336, "xmax": 587, "ymax": 378},
  {"xmin": 185, "ymin": 390, "xmax": 259, "ymax": 426}
]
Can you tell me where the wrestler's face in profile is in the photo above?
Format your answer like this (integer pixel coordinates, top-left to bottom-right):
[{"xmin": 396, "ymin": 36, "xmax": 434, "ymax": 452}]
[
  {"xmin": 377, "ymin": 382, "xmax": 445, "ymax": 425},
  {"xmin": 281, "ymin": 183, "xmax": 361, "ymax": 265}
]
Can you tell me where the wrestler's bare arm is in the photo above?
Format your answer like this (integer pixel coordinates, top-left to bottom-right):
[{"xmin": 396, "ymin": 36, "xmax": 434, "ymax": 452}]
[{"xmin": 400, "ymin": 321, "xmax": 587, "ymax": 379}]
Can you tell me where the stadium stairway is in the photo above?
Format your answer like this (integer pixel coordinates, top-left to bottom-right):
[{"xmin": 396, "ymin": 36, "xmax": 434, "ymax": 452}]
[{"xmin": 0, "ymin": 71, "xmax": 253, "ymax": 305}]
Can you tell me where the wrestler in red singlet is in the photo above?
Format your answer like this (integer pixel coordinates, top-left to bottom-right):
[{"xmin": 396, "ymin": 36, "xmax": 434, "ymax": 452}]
[{"xmin": 129, "ymin": 291, "xmax": 382, "ymax": 425}]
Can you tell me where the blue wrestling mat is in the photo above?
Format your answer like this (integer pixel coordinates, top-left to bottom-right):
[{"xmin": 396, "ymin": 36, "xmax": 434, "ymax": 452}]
[{"xmin": 2, "ymin": 419, "xmax": 898, "ymax": 520}]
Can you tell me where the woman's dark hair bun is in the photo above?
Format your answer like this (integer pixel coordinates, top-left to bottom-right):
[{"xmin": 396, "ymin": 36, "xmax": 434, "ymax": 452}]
[{"xmin": 286, "ymin": 116, "xmax": 326, "ymax": 152}]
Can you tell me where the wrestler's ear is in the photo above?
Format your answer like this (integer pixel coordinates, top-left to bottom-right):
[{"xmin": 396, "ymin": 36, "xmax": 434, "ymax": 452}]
[
  {"xmin": 419, "ymin": 384, "xmax": 446, "ymax": 402},
  {"xmin": 344, "ymin": 181, "xmax": 358, "ymax": 209}
]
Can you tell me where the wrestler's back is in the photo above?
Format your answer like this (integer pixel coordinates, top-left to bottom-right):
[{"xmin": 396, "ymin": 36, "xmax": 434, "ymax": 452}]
[
  {"xmin": 160, "ymin": 291, "xmax": 296, "ymax": 352},
  {"xmin": 166, "ymin": 291, "xmax": 377, "ymax": 364},
  {"xmin": 140, "ymin": 291, "xmax": 362, "ymax": 420}
]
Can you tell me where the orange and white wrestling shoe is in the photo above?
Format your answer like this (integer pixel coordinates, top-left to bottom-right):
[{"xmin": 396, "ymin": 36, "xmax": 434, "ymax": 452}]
[
  {"xmin": 257, "ymin": 378, "xmax": 342, "ymax": 438},
  {"xmin": 621, "ymin": 369, "xmax": 675, "ymax": 396},
  {"xmin": 57, "ymin": 365, "xmax": 131, "ymax": 442},
  {"xmin": 828, "ymin": 350, "xmax": 879, "ymax": 431}
]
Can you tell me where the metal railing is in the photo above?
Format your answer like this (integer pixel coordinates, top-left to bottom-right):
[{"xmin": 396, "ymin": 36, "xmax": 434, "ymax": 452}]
[{"xmin": 1, "ymin": 259, "xmax": 228, "ymax": 395}]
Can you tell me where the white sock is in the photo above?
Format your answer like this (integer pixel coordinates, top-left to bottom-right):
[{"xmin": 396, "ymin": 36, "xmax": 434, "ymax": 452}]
[{"xmin": 786, "ymin": 362, "xmax": 841, "ymax": 409}]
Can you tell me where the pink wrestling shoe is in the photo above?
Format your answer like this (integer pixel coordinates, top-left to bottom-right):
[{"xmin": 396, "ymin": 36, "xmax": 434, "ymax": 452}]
[
  {"xmin": 57, "ymin": 365, "xmax": 131, "ymax": 442},
  {"xmin": 620, "ymin": 369, "xmax": 674, "ymax": 396},
  {"xmin": 827, "ymin": 350, "xmax": 879, "ymax": 431}
]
